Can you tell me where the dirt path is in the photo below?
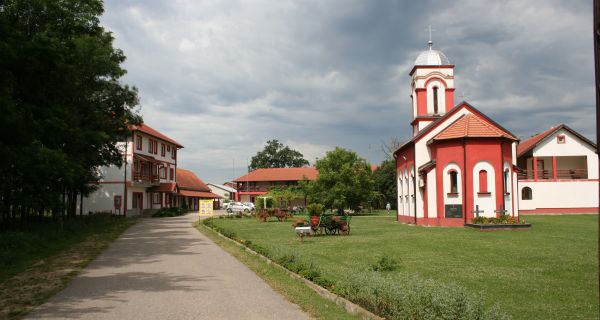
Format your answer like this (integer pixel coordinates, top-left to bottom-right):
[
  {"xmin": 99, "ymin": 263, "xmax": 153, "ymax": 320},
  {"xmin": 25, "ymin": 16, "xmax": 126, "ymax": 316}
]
[{"xmin": 26, "ymin": 214, "xmax": 309, "ymax": 320}]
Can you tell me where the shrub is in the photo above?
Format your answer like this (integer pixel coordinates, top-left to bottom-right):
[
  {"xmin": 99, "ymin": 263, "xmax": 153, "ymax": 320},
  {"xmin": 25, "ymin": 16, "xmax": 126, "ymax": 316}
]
[
  {"xmin": 371, "ymin": 256, "xmax": 401, "ymax": 272},
  {"xmin": 307, "ymin": 203, "xmax": 324, "ymax": 216},
  {"xmin": 472, "ymin": 216, "xmax": 523, "ymax": 225},
  {"xmin": 335, "ymin": 271, "xmax": 510, "ymax": 320},
  {"xmin": 152, "ymin": 207, "xmax": 186, "ymax": 217}
]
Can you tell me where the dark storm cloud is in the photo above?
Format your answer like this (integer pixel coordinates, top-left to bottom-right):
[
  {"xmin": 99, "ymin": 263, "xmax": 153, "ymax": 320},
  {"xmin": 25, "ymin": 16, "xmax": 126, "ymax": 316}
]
[{"xmin": 101, "ymin": 0, "xmax": 596, "ymax": 183}]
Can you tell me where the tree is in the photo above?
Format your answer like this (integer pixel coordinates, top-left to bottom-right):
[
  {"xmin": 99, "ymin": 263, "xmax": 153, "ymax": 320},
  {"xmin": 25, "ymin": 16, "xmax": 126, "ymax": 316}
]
[
  {"xmin": 249, "ymin": 139, "xmax": 309, "ymax": 171},
  {"xmin": 372, "ymin": 159, "xmax": 396, "ymax": 209},
  {"xmin": 309, "ymin": 147, "xmax": 374, "ymax": 213},
  {"xmin": 0, "ymin": 0, "xmax": 140, "ymax": 226}
]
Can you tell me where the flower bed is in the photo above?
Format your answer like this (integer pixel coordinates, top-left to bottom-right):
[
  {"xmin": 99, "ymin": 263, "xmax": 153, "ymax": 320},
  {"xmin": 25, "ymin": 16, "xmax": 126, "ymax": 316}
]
[{"xmin": 466, "ymin": 216, "xmax": 531, "ymax": 230}]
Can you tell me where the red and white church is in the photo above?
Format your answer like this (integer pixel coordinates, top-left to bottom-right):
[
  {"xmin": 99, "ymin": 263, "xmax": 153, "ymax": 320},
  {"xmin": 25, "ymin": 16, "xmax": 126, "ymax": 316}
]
[{"xmin": 394, "ymin": 41, "xmax": 520, "ymax": 227}]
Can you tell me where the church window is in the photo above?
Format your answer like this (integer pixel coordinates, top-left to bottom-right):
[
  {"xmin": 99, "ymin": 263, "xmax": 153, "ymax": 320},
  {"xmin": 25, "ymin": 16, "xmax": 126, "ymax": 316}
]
[
  {"xmin": 433, "ymin": 86, "xmax": 439, "ymax": 114},
  {"xmin": 449, "ymin": 170, "xmax": 458, "ymax": 193},
  {"xmin": 522, "ymin": 187, "xmax": 532, "ymax": 200},
  {"xmin": 504, "ymin": 169, "xmax": 509, "ymax": 194},
  {"xmin": 478, "ymin": 170, "xmax": 488, "ymax": 193}
]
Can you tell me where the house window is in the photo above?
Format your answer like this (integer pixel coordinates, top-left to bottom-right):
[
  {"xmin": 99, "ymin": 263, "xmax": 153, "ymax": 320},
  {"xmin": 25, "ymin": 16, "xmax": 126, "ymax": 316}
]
[
  {"xmin": 167, "ymin": 145, "xmax": 171, "ymax": 152},
  {"xmin": 169, "ymin": 168, "xmax": 174, "ymax": 181},
  {"xmin": 161, "ymin": 143, "xmax": 166, "ymax": 156},
  {"xmin": 557, "ymin": 135, "xmax": 566, "ymax": 144},
  {"xmin": 522, "ymin": 187, "xmax": 532, "ymax": 200},
  {"xmin": 153, "ymin": 193, "xmax": 161, "ymax": 204},
  {"xmin": 160, "ymin": 166, "xmax": 166, "ymax": 179},
  {"xmin": 478, "ymin": 170, "xmax": 488, "ymax": 193},
  {"xmin": 154, "ymin": 140, "xmax": 158, "ymax": 154},
  {"xmin": 433, "ymin": 86, "xmax": 439, "ymax": 114},
  {"xmin": 136, "ymin": 135, "xmax": 142, "ymax": 150},
  {"xmin": 148, "ymin": 139, "xmax": 153, "ymax": 153},
  {"xmin": 449, "ymin": 170, "xmax": 458, "ymax": 194},
  {"xmin": 171, "ymin": 148, "xmax": 176, "ymax": 159}
]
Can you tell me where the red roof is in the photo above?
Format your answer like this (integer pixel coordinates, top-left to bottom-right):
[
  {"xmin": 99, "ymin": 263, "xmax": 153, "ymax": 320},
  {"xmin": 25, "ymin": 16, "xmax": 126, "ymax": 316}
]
[
  {"xmin": 516, "ymin": 124, "xmax": 597, "ymax": 157},
  {"xmin": 178, "ymin": 190, "xmax": 222, "ymax": 198},
  {"xmin": 431, "ymin": 114, "xmax": 517, "ymax": 142},
  {"xmin": 176, "ymin": 168, "xmax": 211, "ymax": 192},
  {"xmin": 133, "ymin": 123, "xmax": 183, "ymax": 148},
  {"xmin": 233, "ymin": 167, "xmax": 318, "ymax": 182}
]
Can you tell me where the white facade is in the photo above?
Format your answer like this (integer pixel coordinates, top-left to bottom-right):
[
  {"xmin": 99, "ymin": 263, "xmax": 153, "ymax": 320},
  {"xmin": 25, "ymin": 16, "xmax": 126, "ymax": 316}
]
[{"xmin": 80, "ymin": 127, "xmax": 182, "ymax": 216}]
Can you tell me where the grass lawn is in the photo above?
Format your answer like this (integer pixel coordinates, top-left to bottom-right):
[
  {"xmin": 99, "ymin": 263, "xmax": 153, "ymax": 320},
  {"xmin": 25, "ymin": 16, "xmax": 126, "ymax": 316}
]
[
  {"xmin": 207, "ymin": 214, "xmax": 598, "ymax": 320},
  {"xmin": 0, "ymin": 215, "xmax": 137, "ymax": 319}
]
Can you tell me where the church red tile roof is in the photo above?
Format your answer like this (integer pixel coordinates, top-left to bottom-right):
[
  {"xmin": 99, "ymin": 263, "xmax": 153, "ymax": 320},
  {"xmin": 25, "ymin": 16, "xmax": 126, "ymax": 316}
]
[
  {"xmin": 176, "ymin": 168, "xmax": 211, "ymax": 192},
  {"xmin": 233, "ymin": 167, "xmax": 318, "ymax": 182},
  {"xmin": 431, "ymin": 114, "xmax": 517, "ymax": 142},
  {"xmin": 133, "ymin": 123, "xmax": 183, "ymax": 148}
]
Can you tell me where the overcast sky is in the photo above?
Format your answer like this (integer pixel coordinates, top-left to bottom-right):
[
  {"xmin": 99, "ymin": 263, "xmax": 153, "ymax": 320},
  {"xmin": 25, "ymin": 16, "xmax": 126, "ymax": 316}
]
[{"xmin": 102, "ymin": 0, "xmax": 595, "ymax": 184}]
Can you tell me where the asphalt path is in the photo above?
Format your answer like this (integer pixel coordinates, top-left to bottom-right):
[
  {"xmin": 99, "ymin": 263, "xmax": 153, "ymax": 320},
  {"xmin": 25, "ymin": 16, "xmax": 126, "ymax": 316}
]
[{"xmin": 26, "ymin": 213, "xmax": 309, "ymax": 320}]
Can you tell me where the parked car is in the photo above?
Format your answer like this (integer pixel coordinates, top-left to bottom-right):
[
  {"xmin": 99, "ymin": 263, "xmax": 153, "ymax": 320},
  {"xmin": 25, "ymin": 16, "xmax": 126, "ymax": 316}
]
[
  {"xmin": 222, "ymin": 202, "xmax": 233, "ymax": 210},
  {"xmin": 243, "ymin": 202, "xmax": 255, "ymax": 210},
  {"xmin": 226, "ymin": 202, "xmax": 253, "ymax": 214}
]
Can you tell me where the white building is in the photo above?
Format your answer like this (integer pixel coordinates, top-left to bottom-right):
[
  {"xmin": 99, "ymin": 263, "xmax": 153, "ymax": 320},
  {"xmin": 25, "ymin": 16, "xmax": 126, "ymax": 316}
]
[
  {"xmin": 81, "ymin": 123, "xmax": 183, "ymax": 216},
  {"xmin": 517, "ymin": 124, "xmax": 599, "ymax": 214},
  {"xmin": 207, "ymin": 183, "xmax": 237, "ymax": 208}
]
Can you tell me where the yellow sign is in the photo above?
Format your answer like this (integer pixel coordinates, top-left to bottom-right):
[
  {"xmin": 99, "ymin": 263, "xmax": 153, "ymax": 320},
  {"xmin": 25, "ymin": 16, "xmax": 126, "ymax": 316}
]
[{"xmin": 198, "ymin": 199, "xmax": 214, "ymax": 216}]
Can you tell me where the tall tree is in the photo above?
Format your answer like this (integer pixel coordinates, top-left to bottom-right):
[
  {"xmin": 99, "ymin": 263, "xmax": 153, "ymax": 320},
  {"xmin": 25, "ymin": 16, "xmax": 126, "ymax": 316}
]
[
  {"xmin": 372, "ymin": 159, "xmax": 396, "ymax": 209},
  {"xmin": 0, "ymin": 0, "xmax": 140, "ymax": 226},
  {"xmin": 249, "ymin": 139, "xmax": 309, "ymax": 171},
  {"xmin": 309, "ymin": 147, "xmax": 374, "ymax": 213}
]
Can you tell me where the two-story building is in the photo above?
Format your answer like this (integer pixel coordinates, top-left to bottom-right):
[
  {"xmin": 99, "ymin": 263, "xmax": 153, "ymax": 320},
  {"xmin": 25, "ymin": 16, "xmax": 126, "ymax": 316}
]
[
  {"xmin": 233, "ymin": 167, "xmax": 318, "ymax": 206},
  {"xmin": 516, "ymin": 124, "xmax": 599, "ymax": 214},
  {"xmin": 81, "ymin": 123, "xmax": 183, "ymax": 215}
]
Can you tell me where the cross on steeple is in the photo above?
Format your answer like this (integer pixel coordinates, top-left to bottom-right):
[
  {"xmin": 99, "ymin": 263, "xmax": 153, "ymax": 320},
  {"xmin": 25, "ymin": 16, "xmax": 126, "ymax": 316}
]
[{"xmin": 426, "ymin": 25, "xmax": 436, "ymax": 50}]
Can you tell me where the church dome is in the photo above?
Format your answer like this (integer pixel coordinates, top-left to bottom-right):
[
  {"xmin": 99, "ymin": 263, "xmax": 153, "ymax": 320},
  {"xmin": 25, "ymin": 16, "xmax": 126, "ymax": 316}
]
[{"xmin": 414, "ymin": 47, "xmax": 450, "ymax": 66}]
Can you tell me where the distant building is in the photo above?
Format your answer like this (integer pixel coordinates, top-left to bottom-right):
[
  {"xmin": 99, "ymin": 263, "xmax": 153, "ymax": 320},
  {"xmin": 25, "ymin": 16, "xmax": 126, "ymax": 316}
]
[
  {"xmin": 82, "ymin": 123, "xmax": 183, "ymax": 215},
  {"xmin": 175, "ymin": 168, "xmax": 221, "ymax": 211},
  {"xmin": 207, "ymin": 183, "xmax": 237, "ymax": 208},
  {"xmin": 516, "ymin": 124, "xmax": 598, "ymax": 214},
  {"xmin": 233, "ymin": 167, "xmax": 318, "ymax": 205}
]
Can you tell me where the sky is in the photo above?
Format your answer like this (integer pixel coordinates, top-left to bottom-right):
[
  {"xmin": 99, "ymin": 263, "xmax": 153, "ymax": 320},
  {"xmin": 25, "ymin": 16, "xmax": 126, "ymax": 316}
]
[{"xmin": 101, "ymin": 0, "xmax": 595, "ymax": 184}]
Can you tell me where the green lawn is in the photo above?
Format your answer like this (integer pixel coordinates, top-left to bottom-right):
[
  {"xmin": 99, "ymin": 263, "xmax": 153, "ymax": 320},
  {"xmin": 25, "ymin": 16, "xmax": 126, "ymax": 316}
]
[{"xmin": 208, "ymin": 214, "xmax": 598, "ymax": 320}]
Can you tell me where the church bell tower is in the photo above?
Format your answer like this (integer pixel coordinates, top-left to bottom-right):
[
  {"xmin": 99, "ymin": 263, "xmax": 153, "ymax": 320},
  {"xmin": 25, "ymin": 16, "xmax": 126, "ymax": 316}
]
[{"xmin": 409, "ymin": 30, "xmax": 455, "ymax": 135}]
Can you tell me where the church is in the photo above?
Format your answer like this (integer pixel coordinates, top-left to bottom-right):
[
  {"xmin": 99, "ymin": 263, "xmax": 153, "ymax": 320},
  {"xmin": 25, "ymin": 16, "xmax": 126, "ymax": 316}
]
[{"xmin": 394, "ymin": 40, "xmax": 520, "ymax": 226}]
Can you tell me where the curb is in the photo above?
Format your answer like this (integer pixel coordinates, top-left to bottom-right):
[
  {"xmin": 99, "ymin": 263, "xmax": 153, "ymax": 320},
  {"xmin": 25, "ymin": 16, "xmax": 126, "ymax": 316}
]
[{"xmin": 200, "ymin": 224, "xmax": 384, "ymax": 320}]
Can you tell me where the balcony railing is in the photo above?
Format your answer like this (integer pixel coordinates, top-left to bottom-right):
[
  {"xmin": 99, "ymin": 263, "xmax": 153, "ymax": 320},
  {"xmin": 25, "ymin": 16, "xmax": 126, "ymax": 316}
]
[
  {"xmin": 237, "ymin": 186, "xmax": 270, "ymax": 192},
  {"xmin": 133, "ymin": 172, "xmax": 160, "ymax": 184},
  {"xmin": 518, "ymin": 169, "xmax": 588, "ymax": 180}
]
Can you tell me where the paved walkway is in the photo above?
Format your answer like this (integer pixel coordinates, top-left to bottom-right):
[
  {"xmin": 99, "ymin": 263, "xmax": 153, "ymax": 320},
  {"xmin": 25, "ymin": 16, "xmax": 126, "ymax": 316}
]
[{"xmin": 27, "ymin": 214, "xmax": 309, "ymax": 320}]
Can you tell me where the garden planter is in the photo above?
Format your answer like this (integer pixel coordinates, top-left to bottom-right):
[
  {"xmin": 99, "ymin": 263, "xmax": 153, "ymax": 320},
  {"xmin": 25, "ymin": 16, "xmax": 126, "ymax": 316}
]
[{"xmin": 465, "ymin": 223, "xmax": 532, "ymax": 231}]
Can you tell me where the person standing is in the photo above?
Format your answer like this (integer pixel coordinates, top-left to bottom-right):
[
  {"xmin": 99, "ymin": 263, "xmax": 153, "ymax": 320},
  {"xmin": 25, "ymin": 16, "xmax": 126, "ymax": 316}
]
[{"xmin": 385, "ymin": 202, "xmax": 391, "ymax": 212}]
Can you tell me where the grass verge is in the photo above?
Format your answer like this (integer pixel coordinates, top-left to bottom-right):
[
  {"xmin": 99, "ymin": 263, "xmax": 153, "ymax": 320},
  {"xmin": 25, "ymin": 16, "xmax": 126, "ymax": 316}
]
[
  {"xmin": 0, "ymin": 216, "xmax": 138, "ymax": 319},
  {"xmin": 195, "ymin": 221, "xmax": 362, "ymax": 320}
]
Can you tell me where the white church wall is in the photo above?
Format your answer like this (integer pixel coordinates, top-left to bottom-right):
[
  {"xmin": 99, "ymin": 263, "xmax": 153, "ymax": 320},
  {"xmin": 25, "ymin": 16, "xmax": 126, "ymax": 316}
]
[
  {"xmin": 426, "ymin": 168, "xmax": 437, "ymax": 217},
  {"xmin": 518, "ymin": 180, "xmax": 598, "ymax": 210}
]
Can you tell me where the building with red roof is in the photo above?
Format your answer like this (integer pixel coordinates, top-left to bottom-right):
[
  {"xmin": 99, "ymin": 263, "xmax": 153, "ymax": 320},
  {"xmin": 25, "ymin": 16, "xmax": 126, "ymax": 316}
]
[
  {"xmin": 175, "ymin": 168, "xmax": 222, "ymax": 211},
  {"xmin": 233, "ymin": 167, "xmax": 318, "ymax": 205},
  {"xmin": 516, "ymin": 124, "xmax": 598, "ymax": 214},
  {"xmin": 393, "ymin": 41, "xmax": 520, "ymax": 227}
]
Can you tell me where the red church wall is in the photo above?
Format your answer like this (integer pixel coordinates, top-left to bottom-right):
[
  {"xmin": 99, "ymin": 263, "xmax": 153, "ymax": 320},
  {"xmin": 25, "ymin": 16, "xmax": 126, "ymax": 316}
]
[
  {"xmin": 445, "ymin": 88, "xmax": 455, "ymax": 112},
  {"xmin": 433, "ymin": 138, "xmax": 514, "ymax": 224},
  {"xmin": 416, "ymin": 89, "xmax": 427, "ymax": 115}
]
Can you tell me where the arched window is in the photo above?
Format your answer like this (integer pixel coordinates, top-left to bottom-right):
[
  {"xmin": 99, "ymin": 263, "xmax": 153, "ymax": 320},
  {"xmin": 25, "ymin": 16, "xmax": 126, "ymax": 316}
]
[
  {"xmin": 449, "ymin": 170, "xmax": 458, "ymax": 193},
  {"xmin": 522, "ymin": 187, "xmax": 532, "ymax": 200},
  {"xmin": 479, "ymin": 170, "xmax": 488, "ymax": 193},
  {"xmin": 433, "ymin": 86, "xmax": 439, "ymax": 114}
]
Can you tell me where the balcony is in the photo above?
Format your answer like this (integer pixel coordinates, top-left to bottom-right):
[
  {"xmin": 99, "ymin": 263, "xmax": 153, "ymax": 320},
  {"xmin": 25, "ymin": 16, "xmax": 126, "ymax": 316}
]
[
  {"xmin": 518, "ymin": 168, "xmax": 588, "ymax": 180},
  {"xmin": 133, "ymin": 172, "xmax": 160, "ymax": 185}
]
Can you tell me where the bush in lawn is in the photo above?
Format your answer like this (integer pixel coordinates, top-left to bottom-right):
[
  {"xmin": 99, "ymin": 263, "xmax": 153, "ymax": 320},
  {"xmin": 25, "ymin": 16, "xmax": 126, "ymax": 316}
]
[
  {"xmin": 335, "ymin": 271, "xmax": 510, "ymax": 320},
  {"xmin": 472, "ymin": 216, "xmax": 522, "ymax": 225},
  {"xmin": 151, "ymin": 207, "xmax": 186, "ymax": 217},
  {"xmin": 371, "ymin": 256, "xmax": 401, "ymax": 272}
]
